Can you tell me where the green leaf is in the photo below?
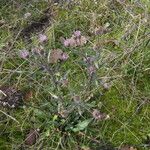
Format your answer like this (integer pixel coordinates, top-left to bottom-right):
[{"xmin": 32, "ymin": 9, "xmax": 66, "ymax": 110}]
[
  {"xmin": 72, "ymin": 119, "xmax": 92, "ymax": 132},
  {"xmin": 53, "ymin": 115, "xmax": 58, "ymax": 121},
  {"xmin": 45, "ymin": 130, "xmax": 50, "ymax": 137},
  {"xmin": 34, "ymin": 109, "xmax": 46, "ymax": 119}
]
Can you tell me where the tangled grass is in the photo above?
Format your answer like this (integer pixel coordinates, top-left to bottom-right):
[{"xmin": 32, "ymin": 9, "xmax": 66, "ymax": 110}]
[{"xmin": 0, "ymin": 0, "xmax": 150, "ymax": 149}]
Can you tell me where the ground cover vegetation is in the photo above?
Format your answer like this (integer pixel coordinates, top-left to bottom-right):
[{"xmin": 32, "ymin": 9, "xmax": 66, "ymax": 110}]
[{"xmin": 0, "ymin": 0, "xmax": 150, "ymax": 149}]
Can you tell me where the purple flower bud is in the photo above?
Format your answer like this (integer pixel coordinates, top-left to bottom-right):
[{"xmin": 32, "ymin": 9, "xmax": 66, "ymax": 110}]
[
  {"xmin": 63, "ymin": 39, "xmax": 70, "ymax": 47},
  {"xmin": 19, "ymin": 49, "xmax": 29, "ymax": 59},
  {"xmin": 61, "ymin": 52, "xmax": 69, "ymax": 61},
  {"xmin": 74, "ymin": 30, "xmax": 81, "ymax": 37},
  {"xmin": 39, "ymin": 34, "xmax": 48, "ymax": 43}
]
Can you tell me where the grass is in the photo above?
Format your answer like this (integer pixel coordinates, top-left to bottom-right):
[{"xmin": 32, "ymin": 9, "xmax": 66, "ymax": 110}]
[{"xmin": 0, "ymin": 0, "xmax": 150, "ymax": 149}]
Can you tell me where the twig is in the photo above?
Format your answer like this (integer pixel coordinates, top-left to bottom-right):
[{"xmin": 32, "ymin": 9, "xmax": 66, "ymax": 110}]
[{"xmin": 0, "ymin": 109, "xmax": 19, "ymax": 124}]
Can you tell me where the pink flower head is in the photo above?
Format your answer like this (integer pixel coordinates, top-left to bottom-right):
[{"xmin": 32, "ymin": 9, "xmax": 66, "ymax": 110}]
[
  {"xmin": 74, "ymin": 30, "xmax": 81, "ymax": 37},
  {"xmin": 63, "ymin": 39, "xmax": 70, "ymax": 47},
  {"xmin": 61, "ymin": 52, "xmax": 69, "ymax": 61},
  {"xmin": 19, "ymin": 49, "xmax": 29, "ymax": 59},
  {"xmin": 39, "ymin": 34, "xmax": 48, "ymax": 43}
]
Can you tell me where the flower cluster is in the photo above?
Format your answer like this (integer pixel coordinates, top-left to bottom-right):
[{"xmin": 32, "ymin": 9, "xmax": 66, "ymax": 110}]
[{"xmin": 63, "ymin": 30, "xmax": 88, "ymax": 47}]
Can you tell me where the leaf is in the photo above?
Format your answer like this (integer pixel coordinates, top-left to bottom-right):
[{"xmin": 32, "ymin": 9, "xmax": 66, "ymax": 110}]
[
  {"xmin": 34, "ymin": 109, "xmax": 46, "ymax": 119},
  {"xmin": 52, "ymin": 115, "xmax": 58, "ymax": 121},
  {"xmin": 72, "ymin": 119, "xmax": 92, "ymax": 132},
  {"xmin": 45, "ymin": 129, "xmax": 50, "ymax": 137}
]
